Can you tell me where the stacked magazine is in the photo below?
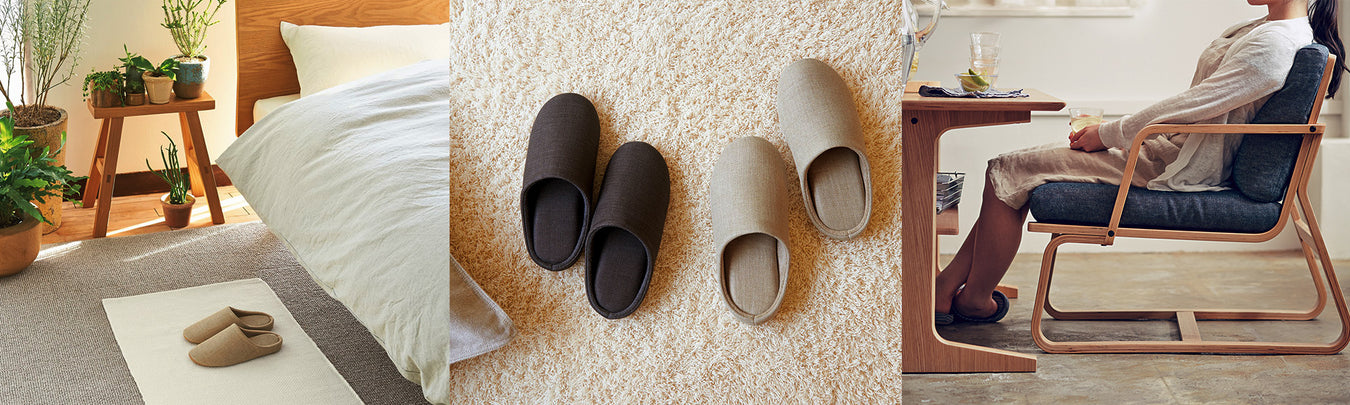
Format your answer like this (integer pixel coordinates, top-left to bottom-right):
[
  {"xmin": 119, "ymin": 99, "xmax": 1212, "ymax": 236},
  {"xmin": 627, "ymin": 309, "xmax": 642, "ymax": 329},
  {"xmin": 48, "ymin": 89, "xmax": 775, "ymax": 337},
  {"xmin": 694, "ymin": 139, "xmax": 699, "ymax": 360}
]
[{"xmin": 936, "ymin": 172, "xmax": 964, "ymax": 213}]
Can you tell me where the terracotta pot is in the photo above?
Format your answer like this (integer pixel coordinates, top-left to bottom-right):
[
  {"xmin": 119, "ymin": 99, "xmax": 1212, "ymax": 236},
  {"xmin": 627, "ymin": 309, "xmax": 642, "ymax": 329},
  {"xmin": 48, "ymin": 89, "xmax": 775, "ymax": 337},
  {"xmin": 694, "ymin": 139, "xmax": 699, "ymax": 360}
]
[
  {"xmin": 173, "ymin": 55, "xmax": 209, "ymax": 99},
  {"xmin": 124, "ymin": 92, "xmax": 146, "ymax": 106},
  {"xmin": 10, "ymin": 107, "xmax": 68, "ymax": 234},
  {"xmin": 0, "ymin": 214, "xmax": 41, "ymax": 277},
  {"xmin": 162, "ymin": 194, "xmax": 196, "ymax": 229},
  {"xmin": 90, "ymin": 89, "xmax": 120, "ymax": 108},
  {"xmin": 143, "ymin": 72, "xmax": 174, "ymax": 104}
]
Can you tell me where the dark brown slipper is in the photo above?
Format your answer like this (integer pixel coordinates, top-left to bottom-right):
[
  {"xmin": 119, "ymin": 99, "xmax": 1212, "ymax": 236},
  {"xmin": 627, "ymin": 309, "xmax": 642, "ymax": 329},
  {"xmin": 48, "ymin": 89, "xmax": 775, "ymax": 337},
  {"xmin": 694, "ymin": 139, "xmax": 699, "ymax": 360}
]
[
  {"xmin": 586, "ymin": 141, "xmax": 670, "ymax": 319},
  {"xmin": 521, "ymin": 93, "xmax": 601, "ymax": 271}
]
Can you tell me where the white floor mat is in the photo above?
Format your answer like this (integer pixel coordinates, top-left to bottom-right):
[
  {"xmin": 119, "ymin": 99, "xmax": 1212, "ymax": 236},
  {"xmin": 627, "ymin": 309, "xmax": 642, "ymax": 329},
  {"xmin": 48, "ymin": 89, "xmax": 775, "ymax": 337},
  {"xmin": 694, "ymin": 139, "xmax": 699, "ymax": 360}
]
[{"xmin": 102, "ymin": 278, "xmax": 362, "ymax": 405}]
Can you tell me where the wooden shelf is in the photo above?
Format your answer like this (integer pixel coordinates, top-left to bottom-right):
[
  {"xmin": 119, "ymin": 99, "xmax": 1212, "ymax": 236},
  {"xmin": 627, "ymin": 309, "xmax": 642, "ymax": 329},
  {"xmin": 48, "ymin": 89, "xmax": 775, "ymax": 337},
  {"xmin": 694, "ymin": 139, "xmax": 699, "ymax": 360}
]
[{"xmin": 937, "ymin": 207, "xmax": 959, "ymax": 235}]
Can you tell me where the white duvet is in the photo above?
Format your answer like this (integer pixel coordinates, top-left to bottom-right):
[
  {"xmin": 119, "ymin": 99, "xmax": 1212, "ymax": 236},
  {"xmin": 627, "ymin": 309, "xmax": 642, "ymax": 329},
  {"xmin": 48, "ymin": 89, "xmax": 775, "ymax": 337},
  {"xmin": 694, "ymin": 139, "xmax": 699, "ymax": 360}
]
[{"xmin": 218, "ymin": 60, "xmax": 513, "ymax": 404}]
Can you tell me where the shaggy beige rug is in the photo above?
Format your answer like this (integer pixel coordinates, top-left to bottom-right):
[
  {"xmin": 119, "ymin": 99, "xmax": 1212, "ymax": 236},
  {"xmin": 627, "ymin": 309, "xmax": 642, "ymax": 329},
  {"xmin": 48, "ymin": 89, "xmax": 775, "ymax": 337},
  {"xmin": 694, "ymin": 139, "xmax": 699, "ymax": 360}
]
[{"xmin": 449, "ymin": 1, "xmax": 906, "ymax": 401}]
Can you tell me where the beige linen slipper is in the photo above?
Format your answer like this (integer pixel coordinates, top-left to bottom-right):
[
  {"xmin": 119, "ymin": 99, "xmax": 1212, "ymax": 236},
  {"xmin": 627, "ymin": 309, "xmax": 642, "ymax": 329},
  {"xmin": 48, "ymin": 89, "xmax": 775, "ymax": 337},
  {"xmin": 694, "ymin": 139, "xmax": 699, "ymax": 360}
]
[
  {"xmin": 188, "ymin": 324, "xmax": 283, "ymax": 367},
  {"xmin": 711, "ymin": 137, "xmax": 792, "ymax": 324},
  {"xmin": 183, "ymin": 306, "xmax": 274, "ymax": 344},
  {"xmin": 776, "ymin": 58, "xmax": 873, "ymax": 239}
]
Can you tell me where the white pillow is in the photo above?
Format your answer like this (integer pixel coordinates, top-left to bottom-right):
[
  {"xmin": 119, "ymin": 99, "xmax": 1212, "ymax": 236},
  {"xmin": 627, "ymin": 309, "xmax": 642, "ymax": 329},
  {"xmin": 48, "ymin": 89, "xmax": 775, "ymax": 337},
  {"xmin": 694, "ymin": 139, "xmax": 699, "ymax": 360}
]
[{"xmin": 280, "ymin": 22, "xmax": 450, "ymax": 97}]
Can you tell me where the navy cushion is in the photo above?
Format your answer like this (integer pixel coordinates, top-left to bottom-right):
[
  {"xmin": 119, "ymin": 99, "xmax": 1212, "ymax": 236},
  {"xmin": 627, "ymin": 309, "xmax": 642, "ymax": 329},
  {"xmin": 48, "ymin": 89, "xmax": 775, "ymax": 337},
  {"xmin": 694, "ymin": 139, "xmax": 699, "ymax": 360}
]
[
  {"xmin": 1028, "ymin": 182, "xmax": 1282, "ymax": 234},
  {"xmin": 1230, "ymin": 44, "xmax": 1328, "ymax": 203}
]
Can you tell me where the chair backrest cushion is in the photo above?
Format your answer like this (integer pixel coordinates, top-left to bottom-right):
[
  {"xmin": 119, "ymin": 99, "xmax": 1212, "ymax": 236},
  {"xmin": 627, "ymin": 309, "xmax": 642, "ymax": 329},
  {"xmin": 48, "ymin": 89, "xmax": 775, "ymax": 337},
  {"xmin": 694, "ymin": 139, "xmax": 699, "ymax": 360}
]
[{"xmin": 1230, "ymin": 44, "xmax": 1329, "ymax": 203}]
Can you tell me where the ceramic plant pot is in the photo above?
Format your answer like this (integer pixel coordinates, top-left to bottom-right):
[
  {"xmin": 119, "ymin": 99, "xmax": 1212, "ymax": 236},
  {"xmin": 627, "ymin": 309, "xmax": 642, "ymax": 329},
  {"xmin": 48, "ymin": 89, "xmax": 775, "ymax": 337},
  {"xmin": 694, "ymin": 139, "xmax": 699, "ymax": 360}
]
[
  {"xmin": 124, "ymin": 92, "xmax": 146, "ymax": 106},
  {"xmin": 124, "ymin": 66, "xmax": 143, "ymax": 86},
  {"xmin": 173, "ymin": 55, "xmax": 209, "ymax": 99},
  {"xmin": 11, "ymin": 107, "xmax": 68, "ymax": 234},
  {"xmin": 89, "ymin": 89, "xmax": 121, "ymax": 108},
  {"xmin": 0, "ymin": 214, "xmax": 41, "ymax": 277},
  {"xmin": 162, "ymin": 194, "xmax": 196, "ymax": 229},
  {"xmin": 144, "ymin": 72, "xmax": 174, "ymax": 104}
]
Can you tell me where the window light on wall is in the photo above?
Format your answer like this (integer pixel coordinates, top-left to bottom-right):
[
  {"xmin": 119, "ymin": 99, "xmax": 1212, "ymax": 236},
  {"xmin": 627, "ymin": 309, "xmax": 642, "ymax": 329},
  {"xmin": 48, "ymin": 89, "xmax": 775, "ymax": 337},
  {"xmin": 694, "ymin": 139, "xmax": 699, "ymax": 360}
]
[{"xmin": 918, "ymin": 0, "xmax": 1143, "ymax": 17}]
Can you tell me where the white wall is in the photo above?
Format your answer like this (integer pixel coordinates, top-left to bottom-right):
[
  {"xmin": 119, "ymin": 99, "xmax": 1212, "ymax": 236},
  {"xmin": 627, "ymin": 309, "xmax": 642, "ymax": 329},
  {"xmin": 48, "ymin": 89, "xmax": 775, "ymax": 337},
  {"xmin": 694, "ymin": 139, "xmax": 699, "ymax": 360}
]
[
  {"xmin": 42, "ymin": 0, "xmax": 237, "ymax": 178},
  {"xmin": 918, "ymin": 0, "xmax": 1347, "ymax": 253}
]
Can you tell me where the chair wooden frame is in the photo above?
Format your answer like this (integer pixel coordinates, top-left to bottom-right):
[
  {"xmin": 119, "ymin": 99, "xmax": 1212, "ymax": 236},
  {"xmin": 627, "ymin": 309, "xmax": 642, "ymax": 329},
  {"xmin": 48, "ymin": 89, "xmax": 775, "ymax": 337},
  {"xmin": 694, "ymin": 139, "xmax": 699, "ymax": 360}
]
[{"xmin": 1026, "ymin": 54, "xmax": 1350, "ymax": 354}]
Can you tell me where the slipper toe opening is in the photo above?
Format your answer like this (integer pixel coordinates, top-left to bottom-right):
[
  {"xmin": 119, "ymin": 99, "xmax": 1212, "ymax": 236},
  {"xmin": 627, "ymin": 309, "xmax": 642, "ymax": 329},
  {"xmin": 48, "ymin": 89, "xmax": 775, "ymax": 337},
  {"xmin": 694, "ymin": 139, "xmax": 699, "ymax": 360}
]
[
  {"xmin": 724, "ymin": 233, "xmax": 780, "ymax": 318},
  {"xmin": 526, "ymin": 179, "xmax": 587, "ymax": 268},
  {"xmin": 807, "ymin": 147, "xmax": 867, "ymax": 235},
  {"xmin": 590, "ymin": 228, "xmax": 649, "ymax": 317}
]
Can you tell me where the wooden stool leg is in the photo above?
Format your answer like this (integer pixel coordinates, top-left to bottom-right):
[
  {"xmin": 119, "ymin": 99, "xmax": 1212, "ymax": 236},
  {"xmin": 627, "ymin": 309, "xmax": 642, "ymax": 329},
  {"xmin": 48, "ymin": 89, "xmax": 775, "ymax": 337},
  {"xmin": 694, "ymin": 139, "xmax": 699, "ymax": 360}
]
[
  {"xmin": 92, "ymin": 118, "xmax": 124, "ymax": 238},
  {"xmin": 180, "ymin": 112, "xmax": 223, "ymax": 224},
  {"xmin": 179, "ymin": 112, "xmax": 205, "ymax": 197},
  {"xmin": 82, "ymin": 119, "xmax": 111, "ymax": 208}
]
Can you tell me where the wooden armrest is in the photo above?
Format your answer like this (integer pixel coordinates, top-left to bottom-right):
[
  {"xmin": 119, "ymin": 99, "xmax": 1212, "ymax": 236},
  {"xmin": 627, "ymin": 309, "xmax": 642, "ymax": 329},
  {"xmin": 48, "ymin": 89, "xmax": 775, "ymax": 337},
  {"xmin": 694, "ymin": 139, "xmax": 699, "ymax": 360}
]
[{"xmin": 1101, "ymin": 123, "xmax": 1325, "ymax": 243}]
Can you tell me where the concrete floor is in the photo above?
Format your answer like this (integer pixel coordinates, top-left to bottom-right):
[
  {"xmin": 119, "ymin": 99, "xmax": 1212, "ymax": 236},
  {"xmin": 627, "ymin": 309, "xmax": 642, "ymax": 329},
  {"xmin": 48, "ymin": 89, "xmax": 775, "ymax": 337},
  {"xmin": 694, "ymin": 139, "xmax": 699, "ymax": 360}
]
[{"xmin": 904, "ymin": 250, "xmax": 1350, "ymax": 404}]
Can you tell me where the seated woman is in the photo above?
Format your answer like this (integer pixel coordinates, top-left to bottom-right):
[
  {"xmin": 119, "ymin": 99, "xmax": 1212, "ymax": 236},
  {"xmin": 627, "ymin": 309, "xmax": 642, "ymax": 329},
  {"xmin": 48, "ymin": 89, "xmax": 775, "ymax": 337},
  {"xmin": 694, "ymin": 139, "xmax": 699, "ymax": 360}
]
[{"xmin": 936, "ymin": 0, "xmax": 1346, "ymax": 324}]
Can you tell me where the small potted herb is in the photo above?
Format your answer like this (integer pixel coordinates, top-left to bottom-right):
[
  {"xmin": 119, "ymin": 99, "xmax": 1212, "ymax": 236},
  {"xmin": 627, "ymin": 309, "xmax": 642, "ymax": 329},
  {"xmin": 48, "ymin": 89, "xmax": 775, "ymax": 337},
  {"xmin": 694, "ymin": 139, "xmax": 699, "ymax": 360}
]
[
  {"xmin": 136, "ymin": 58, "xmax": 179, "ymax": 104},
  {"xmin": 124, "ymin": 80, "xmax": 146, "ymax": 106},
  {"xmin": 83, "ymin": 69, "xmax": 123, "ymax": 108},
  {"xmin": 146, "ymin": 131, "xmax": 194, "ymax": 228},
  {"xmin": 119, "ymin": 45, "xmax": 150, "ymax": 89},
  {"xmin": 0, "ymin": 102, "xmax": 83, "ymax": 276}
]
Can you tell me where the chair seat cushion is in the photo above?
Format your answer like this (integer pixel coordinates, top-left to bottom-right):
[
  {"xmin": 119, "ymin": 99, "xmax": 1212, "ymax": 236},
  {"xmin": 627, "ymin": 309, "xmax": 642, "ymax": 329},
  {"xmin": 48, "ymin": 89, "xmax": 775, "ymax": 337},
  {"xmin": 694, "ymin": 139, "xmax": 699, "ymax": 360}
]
[{"xmin": 1028, "ymin": 182, "xmax": 1282, "ymax": 233}]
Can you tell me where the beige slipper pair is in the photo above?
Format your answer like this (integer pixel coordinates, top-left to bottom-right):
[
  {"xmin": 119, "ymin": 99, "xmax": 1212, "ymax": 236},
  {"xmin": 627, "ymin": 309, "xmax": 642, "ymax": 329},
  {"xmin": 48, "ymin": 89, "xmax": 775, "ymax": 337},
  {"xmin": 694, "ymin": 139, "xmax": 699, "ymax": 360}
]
[
  {"xmin": 709, "ymin": 59, "xmax": 874, "ymax": 325},
  {"xmin": 183, "ymin": 307, "xmax": 282, "ymax": 367}
]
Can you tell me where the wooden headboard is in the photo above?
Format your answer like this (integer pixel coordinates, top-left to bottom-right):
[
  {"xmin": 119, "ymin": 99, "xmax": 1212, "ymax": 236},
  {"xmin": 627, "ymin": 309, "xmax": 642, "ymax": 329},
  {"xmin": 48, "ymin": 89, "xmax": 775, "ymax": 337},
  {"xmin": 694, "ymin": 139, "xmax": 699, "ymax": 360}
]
[{"xmin": 235, "ymin": 0, "xmax": 449, "ymax": 135}]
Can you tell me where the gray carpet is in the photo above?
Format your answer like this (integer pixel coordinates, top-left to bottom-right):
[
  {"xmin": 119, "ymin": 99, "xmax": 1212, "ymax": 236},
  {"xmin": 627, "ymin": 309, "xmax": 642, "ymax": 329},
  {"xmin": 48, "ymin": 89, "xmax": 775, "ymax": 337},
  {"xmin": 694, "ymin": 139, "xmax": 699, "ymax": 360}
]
[{"xmin": 0, "ymin": 222, "xmax": 427, "ymax": 404}]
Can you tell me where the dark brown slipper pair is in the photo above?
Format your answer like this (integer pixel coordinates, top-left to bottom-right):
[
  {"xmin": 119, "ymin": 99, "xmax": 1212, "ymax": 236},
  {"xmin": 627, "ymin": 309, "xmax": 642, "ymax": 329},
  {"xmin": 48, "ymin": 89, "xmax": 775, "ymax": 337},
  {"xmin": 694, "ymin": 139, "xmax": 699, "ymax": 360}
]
[
  {"xmin": 183, "ymin": 306, "xmax": 282, "ymax": 367},
  {"xmin": 521, "ymin": 93, "xmax": 670, "ymax": 319}
]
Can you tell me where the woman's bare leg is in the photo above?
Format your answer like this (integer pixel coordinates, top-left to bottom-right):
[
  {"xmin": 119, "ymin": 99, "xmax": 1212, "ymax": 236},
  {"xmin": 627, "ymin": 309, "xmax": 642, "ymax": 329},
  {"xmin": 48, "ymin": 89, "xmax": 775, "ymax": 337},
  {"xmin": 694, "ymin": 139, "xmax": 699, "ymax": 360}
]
[
  {"xmin": 934, "ymin": 217, "xmax": 979, "ymax": 314},
  {"xmin": 935, "ymin": 168, "xmax": 1030, "ymax": 317}
]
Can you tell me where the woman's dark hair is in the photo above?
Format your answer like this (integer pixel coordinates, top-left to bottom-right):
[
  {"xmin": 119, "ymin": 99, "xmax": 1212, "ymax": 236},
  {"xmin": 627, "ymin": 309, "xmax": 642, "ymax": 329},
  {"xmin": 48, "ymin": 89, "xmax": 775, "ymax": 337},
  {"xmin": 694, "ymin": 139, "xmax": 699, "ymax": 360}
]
[{"xmin": 1311, "ymin": 0, "xmax": 1346, "ymax": 98}]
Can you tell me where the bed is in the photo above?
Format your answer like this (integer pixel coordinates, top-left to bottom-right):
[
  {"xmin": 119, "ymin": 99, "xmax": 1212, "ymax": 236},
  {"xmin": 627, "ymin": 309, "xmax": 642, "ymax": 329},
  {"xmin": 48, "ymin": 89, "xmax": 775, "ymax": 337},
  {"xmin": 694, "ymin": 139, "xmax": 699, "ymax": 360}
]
[
  {"xmin": 221, "ymin": 2, "xmax": 514, "ymax": 405},
  {"xmin": 234, "ymin": 0, "xmax": 449, "ymax": 135}
]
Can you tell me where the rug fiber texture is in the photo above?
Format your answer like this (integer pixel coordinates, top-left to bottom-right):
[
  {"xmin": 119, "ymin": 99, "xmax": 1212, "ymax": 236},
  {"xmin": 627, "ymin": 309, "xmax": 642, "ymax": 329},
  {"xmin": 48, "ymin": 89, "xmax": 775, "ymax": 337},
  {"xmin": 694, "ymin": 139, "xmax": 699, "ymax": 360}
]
[{"xmin": 450, "ymin": 1, "xmax": 906, "ymax": 401}]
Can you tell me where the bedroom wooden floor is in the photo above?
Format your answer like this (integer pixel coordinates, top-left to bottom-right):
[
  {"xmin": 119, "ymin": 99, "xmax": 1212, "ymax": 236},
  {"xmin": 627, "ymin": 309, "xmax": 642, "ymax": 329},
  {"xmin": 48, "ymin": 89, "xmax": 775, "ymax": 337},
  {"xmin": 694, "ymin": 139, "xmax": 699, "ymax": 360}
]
[{"xmin": 41, "ymin": 186, "xmax": 259, "ymax": 244}]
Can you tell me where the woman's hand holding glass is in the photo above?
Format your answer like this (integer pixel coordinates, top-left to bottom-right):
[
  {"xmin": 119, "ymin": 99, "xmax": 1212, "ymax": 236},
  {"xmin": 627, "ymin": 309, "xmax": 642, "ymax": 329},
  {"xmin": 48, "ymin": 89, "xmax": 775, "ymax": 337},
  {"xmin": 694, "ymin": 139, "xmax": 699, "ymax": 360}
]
[{"xmin": 1069, "ymin": 124, "xmax": 1107, "ymax": 152}]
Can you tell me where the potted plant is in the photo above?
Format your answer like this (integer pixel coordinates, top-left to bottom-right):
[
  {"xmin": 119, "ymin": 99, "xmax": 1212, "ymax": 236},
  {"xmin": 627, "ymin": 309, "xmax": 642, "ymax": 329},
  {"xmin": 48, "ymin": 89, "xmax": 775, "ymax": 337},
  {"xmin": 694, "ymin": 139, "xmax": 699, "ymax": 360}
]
[
  {"xmin": 146, "ymin": 131, "xmax": 193, "ymax": 229},
  {"xmin": 0, "ymin": 102, "xmax": 83, "ymax": 277},
  {"xmin": 119, "ymin": 45, "xmax": 148, "ymax": 91},
  {"xmin": 137, "ymin": 58, "xmax": 179, "ymax": 104},
  {"xmin": 161, "ymin": 0, "xmax": 226, "ymax": 99},
  {"xmin": 124, "ymin": 79, "xmax": 146, "ymax": 106},
  {"xmin": 0, "ymin": 0, "xmax": 94, "ymax": 233},
  {"xmin": 83, "ymin": 70, "xmax": 123, "ymax": 108}
]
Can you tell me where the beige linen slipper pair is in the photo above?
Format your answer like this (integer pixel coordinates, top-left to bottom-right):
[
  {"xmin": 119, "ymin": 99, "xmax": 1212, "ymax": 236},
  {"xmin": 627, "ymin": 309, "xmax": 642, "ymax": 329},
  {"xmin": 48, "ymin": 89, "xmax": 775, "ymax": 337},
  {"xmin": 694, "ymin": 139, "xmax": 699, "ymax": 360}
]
[{"xmin": 184, "ymin": 307, "xmax": 282, "ymax": 367}]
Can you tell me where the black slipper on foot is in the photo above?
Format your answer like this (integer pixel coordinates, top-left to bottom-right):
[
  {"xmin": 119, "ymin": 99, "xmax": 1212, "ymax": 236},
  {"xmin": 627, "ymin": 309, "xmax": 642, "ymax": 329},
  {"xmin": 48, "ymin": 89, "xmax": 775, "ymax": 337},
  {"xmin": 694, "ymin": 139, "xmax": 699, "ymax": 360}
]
[
  {"xmin": 935, "ymin": 312, "xmax": 955, "ymax": 326},
  {"xmin": 521, "ymin": 93, "xmax": 600, "ymax": 271},
  {"xmin": 586, "ymin": 141, "xmax": 670, "ymax": 319},
  {"xmin": 954, "ymin": 290, "xmax": 1010, "ymax": 323}
]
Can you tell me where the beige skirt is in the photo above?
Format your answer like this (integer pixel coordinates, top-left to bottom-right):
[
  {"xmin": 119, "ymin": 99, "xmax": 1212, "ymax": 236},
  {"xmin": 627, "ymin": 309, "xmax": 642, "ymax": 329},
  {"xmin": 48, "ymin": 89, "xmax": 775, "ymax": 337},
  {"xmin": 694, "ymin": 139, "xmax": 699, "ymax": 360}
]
[{"xmin": 987, "ymin": 135, "xmax": 1187, "ymax": 209}]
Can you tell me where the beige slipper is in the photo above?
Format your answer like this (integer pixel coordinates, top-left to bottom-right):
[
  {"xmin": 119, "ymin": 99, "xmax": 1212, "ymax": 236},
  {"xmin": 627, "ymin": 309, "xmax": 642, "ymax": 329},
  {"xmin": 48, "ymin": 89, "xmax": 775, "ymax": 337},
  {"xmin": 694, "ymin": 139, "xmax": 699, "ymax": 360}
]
[
  {"xmin": 188, "ymin": 324, "xmax": 283, "ymax": 367},
  {"xmin": 711, "ymin": 137, "xmax": 792, "ymax": 324},
  {"xmin": 776, "ymin": 58, "xmax": 873, "ymax": 239},
  {"xmin": 183, "ymin": 306, "xmax": 274, "ymax": 344}
]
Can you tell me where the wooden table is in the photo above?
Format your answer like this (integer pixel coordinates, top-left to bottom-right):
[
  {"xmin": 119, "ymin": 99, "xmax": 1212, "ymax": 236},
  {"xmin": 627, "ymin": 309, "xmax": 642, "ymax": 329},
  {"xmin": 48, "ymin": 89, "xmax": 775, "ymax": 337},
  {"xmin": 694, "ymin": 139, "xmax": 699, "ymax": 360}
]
[
  {"xmin": 901, "ymin": 89, "xmax": 1065, "ymax": 373},
  {"xmin": 84, "ymin": 92, "xmax": 225, "ymax": 238}
]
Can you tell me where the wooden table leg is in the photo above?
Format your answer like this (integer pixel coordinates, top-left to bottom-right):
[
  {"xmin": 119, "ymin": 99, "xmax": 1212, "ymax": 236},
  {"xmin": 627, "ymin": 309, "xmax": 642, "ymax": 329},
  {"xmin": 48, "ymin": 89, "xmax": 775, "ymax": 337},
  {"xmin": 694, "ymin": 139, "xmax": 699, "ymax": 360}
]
[
  {"xmin": 92, "ymin": 118, "xmax": 124, "ymax": 238},
  {"xmin": 179, "ymin": 112, "xmax": 206, "ymax": 197},
  {"xmin": 902, "ymin": 109, "xmax": 1038, "ymax": 373},
  {"xmin": 82, "ymin": 118, "xmax": 111, "ymax": 208},
  {"xmin": 180, "ymin": 112, "xmax": 224, "ymax": 224}
]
